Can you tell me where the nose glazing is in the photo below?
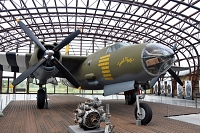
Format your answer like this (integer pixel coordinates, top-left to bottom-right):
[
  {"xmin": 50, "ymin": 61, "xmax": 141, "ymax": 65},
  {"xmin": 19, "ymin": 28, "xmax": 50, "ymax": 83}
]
[{"xmin": 141, "ymin": 43, "xmax": 174, "ymax": 76}]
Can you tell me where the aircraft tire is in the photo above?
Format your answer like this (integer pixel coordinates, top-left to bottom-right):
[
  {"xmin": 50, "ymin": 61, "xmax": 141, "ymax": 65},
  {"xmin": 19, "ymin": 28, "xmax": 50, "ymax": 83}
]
[
  {"xmin": 37, "ymin": 89, "xmax": 45, "ymax": 109},
  {"xmin": 134, "ymin": 103, "xmax": 152, "ymax": 125},
  {"xmin": 127, "ymin": 93, "xmax": 136, "ymax": 105}
]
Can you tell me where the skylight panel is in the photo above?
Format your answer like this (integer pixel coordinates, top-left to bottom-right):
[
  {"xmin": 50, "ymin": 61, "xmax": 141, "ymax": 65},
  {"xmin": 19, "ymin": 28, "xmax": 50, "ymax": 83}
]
[
  {"xmin": 182, "ymin": 8, "xmax": 198, "ymax": 16},
  {"xmin": 87, "ymin": 9, "xmax": 96, "ymax": 14},
  {"xmin": 145, "ymin": 0, "xmax": 157, "ymax": 5},
  {"xmin": 97, "ymin": 1, "xmax": 107, "ymax": 10},
  {"xmin": 163, "ymin": 1, "xmax": 177, "ymax": 10},
  {"xmin": 2, "ymin": 23, "xmax": 11, "ymax": 28},
  {"xmin": 77, "ymin": 8, "xmax": 86, "ymax": 14},
  {"xmin": 56, "ymin": 0, "xmax": 65, "ymax": 7},
  {"xmin": 5, "ymin": 1, "xmax": 17, "ymax": 9},
  {"xmin": 67, "ymin": 0, "xmax": 76, "ymax": 7},
  {"xmin": 10, "ymin": 11, "xmax": 19, "ymax": 15},
  {"xmin": 110, "ymin": 1, "xmax": 119, "ymax": 11},
  {"xmin": 68, "ymin": 8, "xmax": 76, "ymax": 13},
  {"xmin": 123, "ymin": 22, "xmax": 131, "ymax": 29},
  {"xmin": 57, "ymin": 8, "xmax": 66, "ymax": 12},
  {"xmin": 34, "ymin": 1, "xmax": 43, "ymax": 7},
  {"xmin": 96, "ymin": 10, "xmax": 105, "ymax": 15},
  {"xmin": 134, "ymin": 8, "xmax": 145, "ymax": 16},
  {"xmin": 117, "ymin": 3, "xmax": 126, "ymax": 13},
  {"xmin": 48, "ymin": 8, "xmax": 57, "ymax": 13},
  {"xmin": 29, "ymin": 9, "xmax": 37, "ymax": 13}
]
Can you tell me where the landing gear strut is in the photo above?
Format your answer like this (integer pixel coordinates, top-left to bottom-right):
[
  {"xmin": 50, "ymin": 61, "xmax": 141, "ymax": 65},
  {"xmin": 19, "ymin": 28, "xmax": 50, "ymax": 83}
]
[
  {"xmin": 134, "ymin": 88, "xmax": 152, "ymax": 125},
  {"xmin": 37, "ymin": 86, "xmax": 48, "ymax": 109}
]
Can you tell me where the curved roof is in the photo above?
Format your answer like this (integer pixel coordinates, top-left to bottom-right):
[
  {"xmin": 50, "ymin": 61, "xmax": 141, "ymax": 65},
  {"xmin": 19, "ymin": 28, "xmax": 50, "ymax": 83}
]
[{"xmin": 0, "ymin": 0, "xmax": 200, "ymax": 77}]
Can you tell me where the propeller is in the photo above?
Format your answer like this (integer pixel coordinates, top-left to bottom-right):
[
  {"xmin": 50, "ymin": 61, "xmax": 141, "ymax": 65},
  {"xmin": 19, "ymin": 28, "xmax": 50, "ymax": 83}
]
[
  {"xmin": 12, "ymin": 58, "xmax": 46, "ymax": 86},
  {"xmin": 12, "ymin": 19, "xmax": 81, "ymax": 88},
  {"xmin": 52, "ymin": 58, "xmax": 80, "ymax": 88},
  {"xmin": 167, "ymin": 68, "xmax": 183, "ymax": 86},
  {"xmin": 53, "ymin": 29, "xmax": 82, "ymax": 52},
  {"xmin": 16, "ymin": 19, "xmax": 46, "ymax": 52},
  {"xmin": 149, "ymin": 43, "xmax": 183, "ymax": 88}
]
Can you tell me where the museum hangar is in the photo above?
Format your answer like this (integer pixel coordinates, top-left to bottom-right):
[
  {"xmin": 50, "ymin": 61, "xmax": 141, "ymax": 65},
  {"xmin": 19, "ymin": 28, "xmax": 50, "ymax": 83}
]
[{"xmin": 0, "ymin": 0, "xmax": 200, "ymax": 132}]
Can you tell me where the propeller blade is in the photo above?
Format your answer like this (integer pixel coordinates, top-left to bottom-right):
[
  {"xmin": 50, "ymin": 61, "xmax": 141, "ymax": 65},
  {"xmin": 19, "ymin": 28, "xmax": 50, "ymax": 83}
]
[
  {"xmin": 16, "ymin": 19, "xmax": 46, "ymax": 52},
  {"xmin": 12, "ymin": 58, "xmax": 46, "ymax": 86},
  {"xmin": 168, "ymin": 68, "xmax": 183, "ymax": 86},
  {"xmin": 172, "ymin": 43, "xmax": 177, "ymax": 51},
  {"xmin": 150, "ymin": 76, "xmax": 160, "ymax": 88},
  {"xmin": 53, "ymin": 29, "xmax": 82, "ymax": 52},
  {"xmin": 52, "ymin": 58, "xmax": 80, "ymax": 88}
]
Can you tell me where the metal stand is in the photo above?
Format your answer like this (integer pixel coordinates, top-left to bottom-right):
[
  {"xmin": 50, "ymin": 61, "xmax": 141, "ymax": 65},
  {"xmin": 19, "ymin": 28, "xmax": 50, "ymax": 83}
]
[
  {"xmin": 0, "ymin": 111, "xmax": 3, "ymax": 117},
  {"xmin": 105, "ymin": 104, "xmax": 115, "ymax": 133},
  {"xmin": 195, "ymin": 92, "xmax": 200, "ymax": 114},
  {"xmin": 68, "ymin": 125, "xmax": 104, "ymax": 133}
]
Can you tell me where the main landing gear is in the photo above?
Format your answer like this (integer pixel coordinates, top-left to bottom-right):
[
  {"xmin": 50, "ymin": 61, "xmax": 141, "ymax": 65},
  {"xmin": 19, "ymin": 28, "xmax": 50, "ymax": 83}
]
[
  {"xmin": 37, "ymin": 86, "xmax": 48, "ymax": 109},
  {"xmin": 124, "ymin": 90, "xmax": 136, "ymax": 105}
]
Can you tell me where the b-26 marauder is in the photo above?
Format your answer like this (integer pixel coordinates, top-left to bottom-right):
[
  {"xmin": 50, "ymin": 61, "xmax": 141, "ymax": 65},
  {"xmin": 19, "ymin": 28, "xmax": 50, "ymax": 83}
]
[{"xmin": 0, "ymin": 19, "xmax": 184, "ymax": 125}]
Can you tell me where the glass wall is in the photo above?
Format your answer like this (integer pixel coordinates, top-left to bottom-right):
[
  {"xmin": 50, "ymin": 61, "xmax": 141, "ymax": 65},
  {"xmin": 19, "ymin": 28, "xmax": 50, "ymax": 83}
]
[{"xmin": 2, "ymin": 77, "xmax": 14, "ymax": 93}]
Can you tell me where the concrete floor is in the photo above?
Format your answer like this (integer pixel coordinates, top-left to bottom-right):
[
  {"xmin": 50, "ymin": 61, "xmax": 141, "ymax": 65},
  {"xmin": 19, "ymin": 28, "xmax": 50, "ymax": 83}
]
[{"xmin": 1, "ymin": 94, "xmax": 200, "ymax": 126}]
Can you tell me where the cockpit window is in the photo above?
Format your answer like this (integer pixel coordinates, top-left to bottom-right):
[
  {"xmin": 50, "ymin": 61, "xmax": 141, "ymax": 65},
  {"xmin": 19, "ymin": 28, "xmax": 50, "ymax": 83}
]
[
  {"xmin": 106, "ymin": 42, "xmax": 129, "ymax": 53},
  {"xmin": 141, "ymin": 43, "xmax": 174, "ymax": 76}
]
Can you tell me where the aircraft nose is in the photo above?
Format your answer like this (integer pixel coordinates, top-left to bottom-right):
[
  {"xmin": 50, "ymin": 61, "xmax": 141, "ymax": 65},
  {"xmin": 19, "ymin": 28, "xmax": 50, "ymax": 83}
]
[{"xmin": 141, "ymin": 43, "xmax": 174, "ymax": 76}]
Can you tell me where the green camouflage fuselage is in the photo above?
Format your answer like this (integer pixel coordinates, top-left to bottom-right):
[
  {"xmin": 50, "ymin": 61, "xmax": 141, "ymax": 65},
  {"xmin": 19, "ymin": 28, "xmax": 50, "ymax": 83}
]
[{"xmin": 73, "ymin": 43, "xmax": 153, "ymax": 90}]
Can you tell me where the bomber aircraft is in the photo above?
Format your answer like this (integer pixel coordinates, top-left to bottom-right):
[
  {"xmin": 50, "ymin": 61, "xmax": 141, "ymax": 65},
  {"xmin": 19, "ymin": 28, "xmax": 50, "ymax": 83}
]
[{"xmin": 0, "ymin": 19, "xmax": 184, "ymax": 125}]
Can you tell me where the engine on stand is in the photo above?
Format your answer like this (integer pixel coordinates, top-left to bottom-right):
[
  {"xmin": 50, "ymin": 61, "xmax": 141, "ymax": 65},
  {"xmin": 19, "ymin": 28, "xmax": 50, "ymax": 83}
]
[
  {"xmin": 74, "ymin": 97, "xmax": 115, "ymax": 132},
  {"xmin": 74, "ymin": 97, "xmax": 106, "ymax": 130}
]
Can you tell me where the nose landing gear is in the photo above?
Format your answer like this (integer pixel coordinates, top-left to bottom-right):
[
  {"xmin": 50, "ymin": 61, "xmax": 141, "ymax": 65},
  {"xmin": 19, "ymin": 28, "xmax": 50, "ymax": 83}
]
[
  {"xmin": 134, "ymin": 89, "xmax": 152, "ymax": 125},
  {"xmin": 37, "ymin": 86, "xmax": 48, "ymax": 109}
]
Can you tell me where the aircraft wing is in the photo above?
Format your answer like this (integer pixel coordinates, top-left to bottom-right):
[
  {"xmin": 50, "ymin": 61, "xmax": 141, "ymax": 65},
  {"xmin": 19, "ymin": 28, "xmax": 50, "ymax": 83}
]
[
  {"xmin": 55, "ymin": 55, "xmax": 87, "ymax": 78},
  {"xmin": 0, "ymin": 52, "xmax": 87, "ymax": 78},
  {"xmin": 0, "ymin": 52, "xmax": 31, "ymax": 73}
]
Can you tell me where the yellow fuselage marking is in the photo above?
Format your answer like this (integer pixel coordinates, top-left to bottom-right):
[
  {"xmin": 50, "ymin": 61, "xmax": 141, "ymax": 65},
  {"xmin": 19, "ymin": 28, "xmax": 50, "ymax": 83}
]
[
  {"xmin": 100, "ymin": 54, "xmax": 110, "ymax": 59},
  {"xmin": 101, "ymin": 66, "xmax": 109, "ymax": 70},
  {"xmin": 98, "ymin": 54, "xmax": 113, "ymax": 80},
  {"xmin": 99, "ymin": 58, "xmax": 109, "ymax": 63},
  {"xmin": 102, "ymin": 70, "xmax": 110, "ymax": 73},
  {"xmin": 98, "ymin": 62, "xmax": 109, "ymax": 67},
  {"xmin": 117, "ymin": 57, "xmax": 134, "ymax": 67},
  {"xmin": 103, "ymin": 74, "xmax": 112, "ymax": 77}
]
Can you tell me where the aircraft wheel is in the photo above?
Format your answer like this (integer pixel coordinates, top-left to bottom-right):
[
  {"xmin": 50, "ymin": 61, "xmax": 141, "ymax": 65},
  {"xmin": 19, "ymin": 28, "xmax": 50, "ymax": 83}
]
[
  {"xmin": 126, "ymin": 93, "xmax": 136, "ymax": 105},
  {"xmin": 134, "ymin": 103, "xmax": 152, "ymax": 125},
  {"xmin": 37, "ymin": 89, "xmax": 45, "ymax": 109}
]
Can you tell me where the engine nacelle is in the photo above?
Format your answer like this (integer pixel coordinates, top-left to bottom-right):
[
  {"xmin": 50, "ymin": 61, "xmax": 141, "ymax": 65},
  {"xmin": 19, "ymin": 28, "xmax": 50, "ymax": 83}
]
[{"xmin": 28, "ymin": 44, "xmax": 62, "ymax": 85}]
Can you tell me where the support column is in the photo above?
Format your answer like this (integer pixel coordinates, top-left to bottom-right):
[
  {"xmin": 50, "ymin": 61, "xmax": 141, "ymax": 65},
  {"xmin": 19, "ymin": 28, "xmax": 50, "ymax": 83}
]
[
  {"xmin": 13, "ymin": 72, "xmax": 16, "ymax": 94},
  {"xmin": 26, "ymin": 78, "xmax": 29, "ymax": 94},
  {"xmin": 0, "ymin": 71, "xmax": 2, "ymax": 94}
]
